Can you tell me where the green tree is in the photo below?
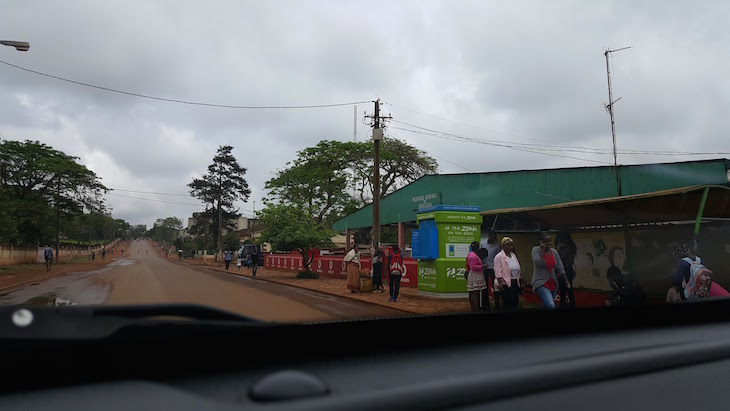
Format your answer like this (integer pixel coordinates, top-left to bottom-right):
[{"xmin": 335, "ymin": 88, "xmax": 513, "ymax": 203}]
[
  {"xmin": 351, "ymin": 137, "xmax": 439, "ymax": 203},
  {"xmin": 258, "ymin": 204, "xmax": 334, "ymax": 272},
  {"xmin": 265, "ymin": 140, "xmax": 361, "ymax": 225},
  {"xmin": 146, "ymin": 217, "xmax": 183, "ymax": 243},
  {"xmin": 222, "ymin": 233, "xmax": 241, "ymax": 253},
  {"xmin": 188, "ymin": 145, "xmax": 250, "ymax": 255},
  {"xmin": 128, "ymin": 224, "xmax": 147, "ymax": 239},
  {"xmin": 0, "ymin": 139, "xmax": 107, "ymax": 246}
]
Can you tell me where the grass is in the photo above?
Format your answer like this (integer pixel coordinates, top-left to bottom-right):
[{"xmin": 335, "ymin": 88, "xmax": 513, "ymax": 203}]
[{"xmin": 0, "ymin": 256, "xmax": 95, "ymax": 275}]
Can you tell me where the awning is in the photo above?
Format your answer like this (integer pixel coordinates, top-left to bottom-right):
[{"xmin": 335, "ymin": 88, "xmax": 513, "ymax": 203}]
[{"xmin": 481, "ymin": 185, "xmax": 730, "ymax": 230}]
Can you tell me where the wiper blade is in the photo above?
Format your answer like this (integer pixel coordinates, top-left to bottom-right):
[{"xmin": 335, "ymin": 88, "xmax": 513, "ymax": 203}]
[{"xmin": 0, "ymin": 303, "xmax": 268, "ymax": 340}]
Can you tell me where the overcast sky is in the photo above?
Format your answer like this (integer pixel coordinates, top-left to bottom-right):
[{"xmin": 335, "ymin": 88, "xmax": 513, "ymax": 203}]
[{"xmin": 1, "ymin": 1, "xmax": 729, "ymax": 229}]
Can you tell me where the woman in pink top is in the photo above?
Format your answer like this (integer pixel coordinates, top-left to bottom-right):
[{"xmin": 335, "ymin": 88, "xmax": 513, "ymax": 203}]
[
  {"xmin": 494, "ymin": 237, "xmax": 522, "ymax": 311},
  {"xmin": 466, "ymin": 241, "xmax": 487, "ymax": 312}
]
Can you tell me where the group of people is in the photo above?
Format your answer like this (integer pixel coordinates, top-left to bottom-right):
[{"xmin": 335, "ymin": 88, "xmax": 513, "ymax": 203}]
[
  {"xmin": 344, "ymin": 244, "xmax": 405, "ymax": 302},
  {"xmin": 221, "ymin": 248, "xmax": 259, "ymax": 276},
  {"xmin": 466, "ymin": 231, "xmax": 577, "ymax": 312}
]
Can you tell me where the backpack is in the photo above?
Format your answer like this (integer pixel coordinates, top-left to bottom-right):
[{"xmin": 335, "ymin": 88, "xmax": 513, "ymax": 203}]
[
  {"xmin": 682, "ymin": 257, "xmax": 713, "ymax": 300},
  {"xmin": 390, "ymin": 253, "xmax": 404, "ymax": 276}
]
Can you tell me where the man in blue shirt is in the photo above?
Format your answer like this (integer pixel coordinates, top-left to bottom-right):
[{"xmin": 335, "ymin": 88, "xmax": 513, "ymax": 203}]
[{"xmin": 44, "ymin": 245, "xmax": 53, "ymax": 272}]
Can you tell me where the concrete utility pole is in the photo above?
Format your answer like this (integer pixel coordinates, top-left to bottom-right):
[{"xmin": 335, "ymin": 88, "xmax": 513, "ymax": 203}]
[
  {"xmin": 218, "ymin": 175, "xmax": 223, "ymax": 262},
  {"xmin": 604, "ymin": 46, "xmax": 630, "ymax": 197}
]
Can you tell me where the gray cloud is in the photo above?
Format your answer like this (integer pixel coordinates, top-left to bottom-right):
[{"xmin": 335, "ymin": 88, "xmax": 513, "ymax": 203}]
[{"xmin": 1, "ymin": 0, "xmax": 729, "ymax": 228}]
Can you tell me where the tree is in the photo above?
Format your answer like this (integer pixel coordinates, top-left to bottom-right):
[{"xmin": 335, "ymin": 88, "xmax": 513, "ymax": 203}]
[
  {"xmin": 146, "ymin": 217, "xmax": 183, "ymax": 244},
  {"xmin": 222, "ymin": 233, "xmax": 241, "ymax": 254},
  {"xmin": 265, "ymin": 140, "xmax": 362, "ymax": 225},
  {"xmin": 188, "ymin": 145, "xmax": 250, "ymax": 257},
  {"xmin": 0, "ymin": 139, "xmax": 107, "ymax": 247},
  {"xmin": 258, "ymin": 204, "xmax": 334, "ymax": 272},
  {"xmin": 128, "ymin": 224, "xmax": 147, "ymax": 239},
  {"xmin": 351, "ymin": 137, "xmax": 438, "ymax": 203}
]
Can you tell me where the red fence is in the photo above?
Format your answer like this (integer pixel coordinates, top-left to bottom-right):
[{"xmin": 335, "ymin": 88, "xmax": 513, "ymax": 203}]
[{"xmin": 264, "ymin": 250, "xmax": 419, "ymax": 288}]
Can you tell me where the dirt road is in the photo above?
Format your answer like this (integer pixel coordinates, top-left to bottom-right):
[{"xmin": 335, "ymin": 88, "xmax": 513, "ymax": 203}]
[{"xmin": 0, "ymin": 240, "xmax": 404, "ymax": 323}]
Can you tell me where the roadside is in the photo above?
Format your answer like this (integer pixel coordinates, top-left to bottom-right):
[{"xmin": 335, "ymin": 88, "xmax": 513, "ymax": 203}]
[
  {"xmin": 169, "ymin": 255, "xmax": 476, "ymax": 316},
  {"xmin": 0, "ymin": 242, "xmax": 131, "ymax": 293}
]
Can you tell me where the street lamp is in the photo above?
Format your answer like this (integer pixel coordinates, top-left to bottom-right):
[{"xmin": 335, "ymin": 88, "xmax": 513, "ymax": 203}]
[{"xmin": 0, "ymin": 40, "xmax": 30, "ymax": 52}]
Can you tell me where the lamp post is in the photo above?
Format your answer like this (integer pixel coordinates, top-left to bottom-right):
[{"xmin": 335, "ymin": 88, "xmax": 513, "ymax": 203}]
[{"xmin": 0, "ymin": 40, "xmax": 30, "ymax": 52}]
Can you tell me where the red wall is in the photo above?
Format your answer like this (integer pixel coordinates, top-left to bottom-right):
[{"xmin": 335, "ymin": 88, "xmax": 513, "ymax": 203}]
[{"xmin": 264, "ymin": 251, "xmax": 419, "ymax": 288}]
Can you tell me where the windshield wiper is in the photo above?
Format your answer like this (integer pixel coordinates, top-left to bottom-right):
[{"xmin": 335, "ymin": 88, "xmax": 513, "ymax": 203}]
[{"xmin": 0, "ymin": 303, "xmax": 268, "ymax": 340}]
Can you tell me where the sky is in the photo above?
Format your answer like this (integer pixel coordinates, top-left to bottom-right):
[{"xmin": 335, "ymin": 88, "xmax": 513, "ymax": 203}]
[{"xmin": 1, "ymin": 0, "xmax": 729, "ymax": 229}]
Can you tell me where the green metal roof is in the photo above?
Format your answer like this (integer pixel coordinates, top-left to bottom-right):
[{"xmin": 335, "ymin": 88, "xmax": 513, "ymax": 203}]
[{"xmin": 332, "ymin": 159, "xmax": 730, "ymax": 231}]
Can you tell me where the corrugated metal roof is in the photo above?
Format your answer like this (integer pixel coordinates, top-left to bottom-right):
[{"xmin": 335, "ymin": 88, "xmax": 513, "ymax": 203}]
[{"xmin": 332, "ymin": 158, "xmax": 730, "ymax": 231}]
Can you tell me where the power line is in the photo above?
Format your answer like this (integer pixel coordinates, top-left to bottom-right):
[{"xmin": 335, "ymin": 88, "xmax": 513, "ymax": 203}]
[
  {"xmin": 0, "ymin": 59, "xmax": 372, "ymax": 110},
  {"xmin": 105, "ymin": 192, "xmax": 201, "ymax": 206},
  {"xmin": 110, "ymin": 187, "xmax": 192, "ymax": 198},
  {"xmin": 388, "ymin": 102, "xmax": 730, "ymax": 158}
]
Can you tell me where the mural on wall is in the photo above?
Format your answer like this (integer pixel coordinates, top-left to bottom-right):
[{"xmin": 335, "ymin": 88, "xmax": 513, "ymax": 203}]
[
  {"xmin": 567, "ymin": 232, "xmax": 626, "ymax": 291},
  {"xmin": 482, "ymin": 222, "xmax": 730, "ymax": 297}
]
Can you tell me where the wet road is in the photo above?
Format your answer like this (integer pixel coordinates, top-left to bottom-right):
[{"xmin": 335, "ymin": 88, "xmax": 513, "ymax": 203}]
[{"xmin": 0, "ymin": 240, "xmax": 402, "ymax": 322}]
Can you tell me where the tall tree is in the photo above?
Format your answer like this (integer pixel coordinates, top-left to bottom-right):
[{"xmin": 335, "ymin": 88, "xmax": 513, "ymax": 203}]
[
  {"xmin": 146, "ymin": 217, "xmax": 183, "ymax": 244},
  {"xmin": 265, "ymin": 140, "xmax": 361, "ymax": 225},
  {"xmin": 188, "ymin": 145, "xmax": 250, "ymax": 257},
  {"xmin": 0, "ymin": 139, "xmax": 107, "ymax": 248}
]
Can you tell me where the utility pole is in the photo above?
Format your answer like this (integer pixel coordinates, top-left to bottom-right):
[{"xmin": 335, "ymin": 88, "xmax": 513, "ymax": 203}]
[
  {"xmin": 55, "ymin": 175, "xmax": 60, "ymax": 263},
  {"xmin": 604, "ymin": 46, "xmax": 630, "ymax": 197},
  {"xmin": 366, "ymin": 99, "xmax": 391, "ymax": 247}
]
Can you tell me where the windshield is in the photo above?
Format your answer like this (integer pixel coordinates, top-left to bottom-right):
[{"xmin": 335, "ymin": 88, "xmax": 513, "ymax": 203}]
[{"xmin": 0, "ymin": 1, "xmax": 728, "ymax": 324}]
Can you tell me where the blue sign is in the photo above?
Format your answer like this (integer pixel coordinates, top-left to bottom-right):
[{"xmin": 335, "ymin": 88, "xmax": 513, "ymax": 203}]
[{"xmin": 417, "ymin": 205, "xmax": 481, "ymax": 214}]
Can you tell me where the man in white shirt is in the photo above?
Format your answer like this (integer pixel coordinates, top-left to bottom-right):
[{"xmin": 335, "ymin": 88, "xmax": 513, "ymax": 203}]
[{"xmin": 480, "ymin": 231, "xmax": 501, "ymax": 312}]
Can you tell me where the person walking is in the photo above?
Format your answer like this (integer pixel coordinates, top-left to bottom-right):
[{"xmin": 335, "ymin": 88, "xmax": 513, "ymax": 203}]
[
  {"xmin": 92, "ymin": 249, "xmax": 96, "ymax": 260},
  {"xmin": 494, "ymin": 237, "xmax": 522, "ymax": 311},
  {"xmin": 388, "ymin": 245, "xmax": 405, "ymax": 302},
  {"xmin": 371, "ymin": 245, "xmax": 385, "ymax": 293},
  {"xmin": 531, "ymin": 232, "xmax": 569, "ymax": 310},
  {"xmin": 237, "ymin": 254, "xmax": 242, "ymax": 271},
  {"xmin": 178, "ymin": 249, "xmax": 183, "ymax": 261},
  {"xmin": 44, "ymin": 245, "xmax": 53, "ymax": 272},
  {"xmin": 345, "ymin": 244, "xmax": 361, "ymax": 293},
  {"xmin": 250, "ymin": 246, "xmax": 259, "ymax": 277},
  {"xmin": 480, "ymin": 231, "xmax": 500, "ymax": 312},
  {"xmin": 555, "ymin": 231, "xmax": 577, "ymax": 309},
  {"xmin": 466, "ymin": 241, "xmax": 487, "ymax": 312},
  {"xmin": 101, "ymin": 247, "xmax": 106, "ymax": 260},
  {"xmin": 224, "ymin": 250, "xmax": 232, "ymax": 270}
]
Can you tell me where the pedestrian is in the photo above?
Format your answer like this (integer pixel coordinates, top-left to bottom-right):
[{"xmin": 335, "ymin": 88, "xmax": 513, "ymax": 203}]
[
  {"xmin": 388, "ymin": 245, "xmax": 405, "ymax": 302},
  {"xmin": 555, "ymin": 231, "xmax": 577, "ymax": 309},
  {"xmin": 668, "ymin": 243, "xmax": 713, "ymax": 301},
  {"xmin": 237, "ymin": 255, "xmax": 242, "ymax": 271},
  {"xmin": 531, "ymin": 232, "xmax": 569, "ymax": 309},
  {"xmin": 371, "ymin": 245, "xmax": 385, "ymax": 293},
  {"xmin": 250, "ymin": 246, "xmax": 259, "ymax": 277},
  {"xmin": 494, "ymin": 237, "xmax": 522, "ymax": 311},
  {"xmin": 44, "ymin": 245, "xmax": 53, "ymax": 272},
  {"xmin": 178, "ymin": 249, "xmax": 183, "ymax": 261},
  {"xmin": 92, "ymin": 249, "xmax": 95, "ymax": 260},
  {"xmin": 101, "ymin": 247, "xmax": 106, "ymax": 260},
  {"xmin": 224, "ymin": 250, "xmax": 232, "ymax": 270},
  {"xmin": 465, "ymin": 241, "xmax": 486, "ymax": 312},
  {"xmin": 480, "ymin": 231, "xmax": 500, "ymax": 312},
  {"xmin": 344, "ymin": 244, "xmax": 361, "ymax": 293}
]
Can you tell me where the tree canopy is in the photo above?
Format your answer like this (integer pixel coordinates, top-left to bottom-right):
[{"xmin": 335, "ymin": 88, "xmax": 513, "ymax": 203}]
[
  {"xmin": 257, "ymin": 203, "xmax": 334, "ymax": 272},
  {"xmin": 0, "ymin": 139, "xmax": 108, "ymax": 245}
]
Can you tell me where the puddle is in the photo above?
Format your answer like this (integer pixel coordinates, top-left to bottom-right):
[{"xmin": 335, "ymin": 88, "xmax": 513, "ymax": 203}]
[
  {"xmin": 25, "ymin": 293, "xmax": 78, "ymax": 307},
  {"xmin": 0, "ymin": 271, "xmax": 112, "ymax": 306}
]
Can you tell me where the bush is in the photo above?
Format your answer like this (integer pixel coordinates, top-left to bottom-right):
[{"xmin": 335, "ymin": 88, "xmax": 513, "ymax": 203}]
[{"xmin": 296, "ymin": 270, "xmax": 319, "ymax": 279}]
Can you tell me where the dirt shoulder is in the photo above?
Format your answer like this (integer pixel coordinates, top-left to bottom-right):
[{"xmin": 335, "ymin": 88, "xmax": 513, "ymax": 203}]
[
  {"xmin": 173, "ymin": 257, "xmax": 472, "ymax": 316},
  {"xmin": 0, "ymin": 243, "xmax": 132, "ymax": 293}
]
